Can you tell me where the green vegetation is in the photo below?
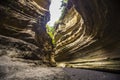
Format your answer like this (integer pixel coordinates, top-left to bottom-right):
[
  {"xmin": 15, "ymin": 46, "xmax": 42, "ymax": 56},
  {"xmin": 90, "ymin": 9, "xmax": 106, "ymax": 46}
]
[
  {"xmin": 62, "ymin": 0, "xmax": 68, "ymax": 3},
  {"xmin": 46, "ymin": 0, "xmax": 68, "ymax": 45},
  {"xmin": 46, "ymin": 25, "xmax": 55, "ymax": 44},
  {"xmin": 59, "ymin": 0, "xmax": 68, "ymax": 20}
]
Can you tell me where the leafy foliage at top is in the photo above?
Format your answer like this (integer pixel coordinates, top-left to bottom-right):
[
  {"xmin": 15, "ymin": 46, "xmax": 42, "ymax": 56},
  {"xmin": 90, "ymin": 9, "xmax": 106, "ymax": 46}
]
[
  {"xmin": 46, "ymin": 25, "xmax": 55, "ymax": 44},
  {"xmin": 46, "ymin": 0, "xmax": 68, "ymax": 44}
]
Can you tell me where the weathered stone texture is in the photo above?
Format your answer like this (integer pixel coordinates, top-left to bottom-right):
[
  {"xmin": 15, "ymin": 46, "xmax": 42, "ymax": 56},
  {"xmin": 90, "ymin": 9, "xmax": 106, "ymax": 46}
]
[
  {"xmin": 55, "ymin": 0, "xmax": 120, "ymax": 71},
  {"xmin": 0, "ymin": 0, "xmax": 53, "ymax": 60}
]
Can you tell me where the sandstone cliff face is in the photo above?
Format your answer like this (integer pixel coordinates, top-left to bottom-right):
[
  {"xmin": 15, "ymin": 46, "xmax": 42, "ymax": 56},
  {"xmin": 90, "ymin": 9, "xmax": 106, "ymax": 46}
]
[
  {"xmin": 0, "ymin": 0, "xmax": 52, "ymax": 60},
  {"xmin": 0, "ymin": 0, "xmax": 120, "ymax": 72},
  {"xmin": 0, "ymin": 0, "xmax": 120, "ymax": 80},
  {"xmin": 55, "ymin": 0, "xmax": 120, "ymax": 71}
]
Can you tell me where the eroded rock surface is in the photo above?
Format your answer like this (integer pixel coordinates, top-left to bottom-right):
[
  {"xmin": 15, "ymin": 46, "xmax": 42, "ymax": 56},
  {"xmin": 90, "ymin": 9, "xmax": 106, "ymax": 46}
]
[
  {"xmin": 0, "ymin": 0, "xmax": 120, "ymax": 79},
  {"xmin": 0, "ymin": 0, "xmax": 53, "ymax": 60},
  {"xmin": 54, "ymin": 0, "xmax": 120, "ymax": 71}
]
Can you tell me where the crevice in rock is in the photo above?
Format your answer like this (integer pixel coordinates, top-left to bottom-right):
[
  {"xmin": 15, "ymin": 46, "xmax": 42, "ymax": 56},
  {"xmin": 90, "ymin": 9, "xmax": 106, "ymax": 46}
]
[{"xmin": 0, "ymin": 0, "xmax": 120, "ymax": 75}]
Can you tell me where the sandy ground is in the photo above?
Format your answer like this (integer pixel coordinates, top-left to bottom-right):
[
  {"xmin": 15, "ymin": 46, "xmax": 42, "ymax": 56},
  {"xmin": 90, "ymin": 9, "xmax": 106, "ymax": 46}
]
[{"xmin": 0, "ymin": 56, "xmax": 120, "ymax": 80}]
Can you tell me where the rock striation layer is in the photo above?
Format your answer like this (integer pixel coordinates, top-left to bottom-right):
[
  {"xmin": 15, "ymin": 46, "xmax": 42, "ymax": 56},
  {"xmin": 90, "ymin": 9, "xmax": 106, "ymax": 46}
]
[
  {"xmin": 54, "ymin": 0, "xmax": 120, "ymax": 71},
  {"xmin": 0, "ymin": 0, "xmax": 53, "ymax": 61},
  {"xmin": 0, "ymin": 0, "xmax": 120, "ymax": 74},
  {"xmin": 0, "ymin": 0, "xmax": 120, "ymax": 79}
]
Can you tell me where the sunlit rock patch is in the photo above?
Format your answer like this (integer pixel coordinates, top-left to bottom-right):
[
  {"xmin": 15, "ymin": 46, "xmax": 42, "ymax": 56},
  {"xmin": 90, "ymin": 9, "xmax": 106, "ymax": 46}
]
[{"xmin": 54, "ymin": 0, "xmax": 120, "ymax": 71}]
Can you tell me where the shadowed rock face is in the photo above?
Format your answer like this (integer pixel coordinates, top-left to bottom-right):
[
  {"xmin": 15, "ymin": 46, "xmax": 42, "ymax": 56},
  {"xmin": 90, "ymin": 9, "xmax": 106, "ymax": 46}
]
[
  {"xmin": 55, "ymin": 0, "xmax": 120, "ymax": 71},
  {"xmin": 0, "ymin": 0, "xmax": 120, "ymax": 80},
  {"xmin": 0, "ymin": 0, "xmax": 53, "ymax": 60},
  {"xmin": 0, "ymin": 0, "xmax": 120, "ymax": 73}
]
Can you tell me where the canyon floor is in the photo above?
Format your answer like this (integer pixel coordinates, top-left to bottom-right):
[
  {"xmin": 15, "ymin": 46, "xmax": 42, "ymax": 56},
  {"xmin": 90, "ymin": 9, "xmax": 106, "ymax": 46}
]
[{"xmin": 0, "ymin": 55, "xmax": 120, "ymax": 80}]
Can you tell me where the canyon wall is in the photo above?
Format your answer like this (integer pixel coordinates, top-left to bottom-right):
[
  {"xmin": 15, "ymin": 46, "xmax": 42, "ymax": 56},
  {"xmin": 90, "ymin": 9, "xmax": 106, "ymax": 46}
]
[
  {"xmin": 0, "ymin": 0, "xmax": 120, "ymax": 72},
  {"xmin": 0, "ymin": 0, "xmax": 53, "ymax": 61},
  {"xmin": 55, "ymin": 0, "xmax": 120, "ymax": 71}
]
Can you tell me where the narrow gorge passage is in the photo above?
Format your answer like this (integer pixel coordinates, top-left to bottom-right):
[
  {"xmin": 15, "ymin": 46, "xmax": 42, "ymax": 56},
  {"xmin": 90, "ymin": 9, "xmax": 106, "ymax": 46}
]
[{"xmin": 0, "ymin": 0, "xmax": 120, "ymax": 80}]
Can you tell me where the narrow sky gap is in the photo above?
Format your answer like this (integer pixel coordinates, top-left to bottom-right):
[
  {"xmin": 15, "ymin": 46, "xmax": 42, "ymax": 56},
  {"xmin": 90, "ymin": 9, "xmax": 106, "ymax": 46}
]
[{"xmin": 47, "ymin": 0, "xmax": 63, "ymax": 26}]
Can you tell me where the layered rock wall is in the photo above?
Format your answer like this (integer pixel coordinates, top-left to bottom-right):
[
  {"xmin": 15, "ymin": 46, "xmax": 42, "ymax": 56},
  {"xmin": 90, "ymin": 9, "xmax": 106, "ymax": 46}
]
[
  {"xmin": 55, "ymin": 0, "xmax": 120, "ymax": 71},
  {"xmin": 0, "ymin": 0, "xmax": 53, "ymax": 60}
]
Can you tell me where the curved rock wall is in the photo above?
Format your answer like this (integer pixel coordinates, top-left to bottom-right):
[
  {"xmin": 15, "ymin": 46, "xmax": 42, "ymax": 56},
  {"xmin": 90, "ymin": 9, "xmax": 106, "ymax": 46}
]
[
  {"xmin": 0, "ymin": 0, "xmax": 53, "ymax": 61},
  {"xmin": 55, "ymin": 0, "xmax": 120, "ymax": 71}
]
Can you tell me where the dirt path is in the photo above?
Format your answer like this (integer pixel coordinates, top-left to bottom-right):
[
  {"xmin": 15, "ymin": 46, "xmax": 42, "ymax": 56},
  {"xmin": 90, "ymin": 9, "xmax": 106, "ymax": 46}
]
[{"xmin": 0, "ymin": 56, "xmax": 120, "ymax": 80}]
